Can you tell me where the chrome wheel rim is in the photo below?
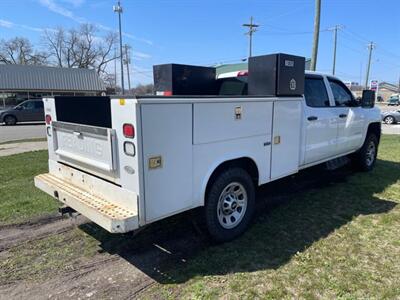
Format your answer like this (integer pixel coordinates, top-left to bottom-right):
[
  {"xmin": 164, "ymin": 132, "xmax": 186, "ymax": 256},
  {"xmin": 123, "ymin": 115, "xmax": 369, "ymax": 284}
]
[
  {"xmin": 385, "ymin": 116, "xmax": 394, "ymax": 124},
  {"xmin": 365, "ymin": 141, "xmax": 376, "ymax": 167},
  {"xmin": 217, "ymin": 182, "xmax": 247, "ymax": 229}
]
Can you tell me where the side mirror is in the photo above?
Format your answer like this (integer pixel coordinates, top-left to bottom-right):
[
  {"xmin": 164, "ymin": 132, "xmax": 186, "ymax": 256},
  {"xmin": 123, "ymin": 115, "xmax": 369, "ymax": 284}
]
[
  {"xmin": 15, "ymin": 106, "xmax": 23, "ymax": 110},
  {"xmin": 361, "ymin": 90, "xmax": 375, "ymax": 108}
]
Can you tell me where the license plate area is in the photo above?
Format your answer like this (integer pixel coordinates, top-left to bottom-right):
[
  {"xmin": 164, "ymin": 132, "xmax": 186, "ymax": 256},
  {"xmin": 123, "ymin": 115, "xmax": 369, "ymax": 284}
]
[{"xmin": 52, "ymin": 121, "xmax": 116, "ymax": 172}]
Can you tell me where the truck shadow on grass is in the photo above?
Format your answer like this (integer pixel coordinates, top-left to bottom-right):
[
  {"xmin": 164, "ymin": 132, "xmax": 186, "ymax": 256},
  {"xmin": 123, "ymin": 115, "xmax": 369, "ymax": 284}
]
[{"xmin": 80, "ymin": 159, "xmax": 398, "ymax": 284}]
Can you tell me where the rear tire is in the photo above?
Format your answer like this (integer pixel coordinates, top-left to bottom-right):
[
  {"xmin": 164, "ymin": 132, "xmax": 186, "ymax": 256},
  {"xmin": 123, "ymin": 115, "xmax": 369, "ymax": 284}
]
[
  {"xmin": 353, "ymin": 133, "xmax": 378, "ymax": 172},
  {"xmin": 4, "ymin": 115, "xmax": 17, "ymax": 125},
  {"xmin": 204, "ymin": 167, "xmax": 255, "ymax": 243}
]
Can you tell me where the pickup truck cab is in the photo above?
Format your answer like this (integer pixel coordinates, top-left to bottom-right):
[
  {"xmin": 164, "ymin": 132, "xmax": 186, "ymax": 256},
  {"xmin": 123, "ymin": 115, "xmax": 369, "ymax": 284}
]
[{"xmin": 35, "ymin": 64, "xmax": 381, "ymax": 242}]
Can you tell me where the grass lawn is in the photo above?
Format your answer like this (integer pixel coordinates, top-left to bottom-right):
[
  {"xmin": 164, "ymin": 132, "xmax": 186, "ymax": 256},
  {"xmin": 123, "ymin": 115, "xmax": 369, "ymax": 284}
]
[
  {"xmin": 0, "ymin": 135, "xmax": 399, "ymax": 298},
  {"xmin": 145, "ymin": 135, "xmax": 400, "ymax": 299},
  {"xmin": 0, "ymin": 150, "xmax": 58, "ymax": 225}
]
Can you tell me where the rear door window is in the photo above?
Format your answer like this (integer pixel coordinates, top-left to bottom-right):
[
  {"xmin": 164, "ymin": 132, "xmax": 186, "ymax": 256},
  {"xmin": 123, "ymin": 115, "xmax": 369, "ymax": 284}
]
[{"xmin": 304, "ymin": 77, "xmax": 330, "ymax": 107}]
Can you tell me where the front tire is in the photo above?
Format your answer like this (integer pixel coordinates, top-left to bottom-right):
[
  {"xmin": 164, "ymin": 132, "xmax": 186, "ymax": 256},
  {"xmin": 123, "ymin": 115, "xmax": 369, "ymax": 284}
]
[
  {"xmin": 353, "ymin": 133, "xmax": 378, "ymax": 172},
  {"xmin": 4, "ymin": 115, "xmax": 17, "ymax": 125},
  {"xmin": 204, "ymin": 168, "xmax": 255, "ymax": 243}
]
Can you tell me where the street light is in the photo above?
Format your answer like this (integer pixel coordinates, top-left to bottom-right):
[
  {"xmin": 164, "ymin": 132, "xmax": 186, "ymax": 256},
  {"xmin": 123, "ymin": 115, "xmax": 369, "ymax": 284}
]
[{"xmin": 113, "ymin": 1, "xmax": 125, "ymax": 95}]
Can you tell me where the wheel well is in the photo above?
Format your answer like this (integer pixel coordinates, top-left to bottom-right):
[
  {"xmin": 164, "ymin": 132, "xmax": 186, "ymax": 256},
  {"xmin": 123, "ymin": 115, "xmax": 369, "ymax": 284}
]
[
  {"xmin": 205, "ymin": 157, "xmax": 259, "ymax": 200},
  {"xmin": 367, "ymin": 122, "xmax": 381, "ymax": 143},
  {"xmin": 3, "ymin": 114, "xmax": 17, "ymax": 122}
]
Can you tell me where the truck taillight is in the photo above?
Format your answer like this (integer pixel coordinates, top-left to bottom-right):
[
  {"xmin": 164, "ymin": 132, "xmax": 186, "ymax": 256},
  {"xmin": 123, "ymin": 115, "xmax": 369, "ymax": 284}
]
[
  {"xmin": 237, "ymin": 71, "xmax": 248, "ymax": 77},
  {"xmin": 45, "ymin": 114, "xmax": 52, "ymax": 125},
  {"xmin": 156, "ymin": 91, "xmax": 173, "ymax": 96},
  {"xmin": 123, "ymin": 123, "xmax": 135, "ymax": 138}
]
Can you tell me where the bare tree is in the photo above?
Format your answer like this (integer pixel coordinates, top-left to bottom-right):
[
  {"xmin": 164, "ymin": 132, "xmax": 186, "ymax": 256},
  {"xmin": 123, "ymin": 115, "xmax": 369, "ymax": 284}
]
[
  {"xmin": 43, "ymin": 24, "xmax": 118, "ymax": 75},
  {"xmin": 131, "ymin": 84, "xmax": 154, "ymax": 95},
  {"xmin": 102, "ymin": 73, "xmax": 116, "ymax": 88},
  {"xmin": 0, "ymin": 37, "xmax": 47, "ymax": 65},
  {"xmin": 43, "ymin": 28, "xmax": 65, "ymax": 67}
]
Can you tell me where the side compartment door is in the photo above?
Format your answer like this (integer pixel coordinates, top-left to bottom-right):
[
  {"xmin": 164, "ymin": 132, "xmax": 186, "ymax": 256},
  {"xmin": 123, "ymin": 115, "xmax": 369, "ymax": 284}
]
[
  {"xmin": 271, "ymin": 100, "xmax": 302, "ymax": 180},
  {"xmin": 303, "ymin": 75, "xmax": 337, "ymax": 165},
  {"xmin": 327, "ymin": 78, "xmax": 365, "ymax": 153},
  {"xmin": 141, "ymin": 104, "xmax": 193, "ymax": 223}
]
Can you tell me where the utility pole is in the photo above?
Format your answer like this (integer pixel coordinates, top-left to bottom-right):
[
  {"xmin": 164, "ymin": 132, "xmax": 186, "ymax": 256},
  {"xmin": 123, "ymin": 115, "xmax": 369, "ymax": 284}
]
[
  {"xmin": 243, "ymin": 16, "xmax": 259, "ymax": 58},
  {"xmin": 124, "ymin": 44, "xmax": 131, "ymax": 93},
  {"xmin": 329, "ymin": 25, "xmax": 343, "ymax": 75},
  {"xmin": 364, "ymin": 41, "xmax": 375, "ymax": 89},
  {"xmin": 398, "ymin": 75, "xmax": 400, "ymax": 94},
  {"xmin": 113, "ymin": 1, "xmax": 124, "ymax": 95},
  {"xmin": 114, "ymin": 46, "xmax": 117, "ymax": 90},
  {"xmin": 310, "ymin": 0, "xmax": 321, "ymax": 71}
]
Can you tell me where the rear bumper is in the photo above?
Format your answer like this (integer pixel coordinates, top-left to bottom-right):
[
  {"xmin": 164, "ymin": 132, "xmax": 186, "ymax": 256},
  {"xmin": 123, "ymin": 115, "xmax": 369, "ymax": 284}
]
[{"xmin": 34, "ymin": 162, "xmax": 139, "ymax": 233}]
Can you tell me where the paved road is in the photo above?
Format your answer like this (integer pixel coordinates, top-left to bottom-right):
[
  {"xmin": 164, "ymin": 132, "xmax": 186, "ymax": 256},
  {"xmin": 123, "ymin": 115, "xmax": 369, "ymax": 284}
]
[{"xmin": 0, "ymin": 123, "xmax": 46, "ymax": 143}]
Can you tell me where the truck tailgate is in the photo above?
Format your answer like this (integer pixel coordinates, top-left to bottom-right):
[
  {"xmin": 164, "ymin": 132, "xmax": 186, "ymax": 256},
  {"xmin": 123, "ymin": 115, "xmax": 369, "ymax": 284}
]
[
  {"xmin": 34, "ymin": 161, "xmax": 139, "ymax": 233},
  {"xmin": 52, "ymin": 121, "xmax": 117, "ymax": 173}
]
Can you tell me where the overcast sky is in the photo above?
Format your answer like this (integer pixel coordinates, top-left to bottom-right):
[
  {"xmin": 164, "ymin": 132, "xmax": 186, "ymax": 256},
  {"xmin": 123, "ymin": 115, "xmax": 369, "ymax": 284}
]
[{"xmin": 1, "ymin": 0, "xmax": 399, "ymax": 87}]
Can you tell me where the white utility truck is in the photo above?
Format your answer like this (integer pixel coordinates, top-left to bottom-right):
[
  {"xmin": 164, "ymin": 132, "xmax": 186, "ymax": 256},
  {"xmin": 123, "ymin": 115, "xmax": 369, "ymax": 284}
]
[{"xmin": 35, "ymin": 54, "xmax": 381, "ymax": 242}]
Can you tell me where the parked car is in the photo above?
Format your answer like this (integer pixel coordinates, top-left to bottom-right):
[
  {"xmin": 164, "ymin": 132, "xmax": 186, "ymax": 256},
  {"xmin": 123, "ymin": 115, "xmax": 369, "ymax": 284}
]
[
  {"xmin": 387, "ymin": 96, "xmax": 400, "ymax": 106},
  {"xmin": 0, "ymin": 99, "xmax": 44, "ymax": 125},
  {"xmin": 382, "ymin": 110, "xmax": 400, "ymax": 124}
]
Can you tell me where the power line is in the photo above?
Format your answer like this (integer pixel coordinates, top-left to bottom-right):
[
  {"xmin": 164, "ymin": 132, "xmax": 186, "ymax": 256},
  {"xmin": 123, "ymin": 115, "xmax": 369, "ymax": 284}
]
[
  {"xmin": 343, "ymin": 28, "xmax": 370, "ymax": 44},
  {"xmin": 243, "ymin": 16, "xmax": 259, "ymax": 58},
  {"xmin": 257, "ymin": 29, "xmax": 329, "ymax": 36}
]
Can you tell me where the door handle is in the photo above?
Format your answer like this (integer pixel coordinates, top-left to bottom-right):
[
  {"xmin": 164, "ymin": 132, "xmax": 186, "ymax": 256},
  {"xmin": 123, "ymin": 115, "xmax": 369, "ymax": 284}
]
[
  {"xmin": 339, "ymin": 114, "xmax": 347, "ymax": 118},
  {"xmin": 307, "ymin": 116, "xmax": 318, "ymax": 121}
]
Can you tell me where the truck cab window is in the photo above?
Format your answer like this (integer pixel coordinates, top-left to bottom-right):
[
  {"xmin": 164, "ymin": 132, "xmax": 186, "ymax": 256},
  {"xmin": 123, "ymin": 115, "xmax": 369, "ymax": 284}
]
[
  {"xmin": 304, "ymin": 77, "xmax": 330, "ymax": 107},
  {"xmin": 329, "ymin": 80, "xmax": 354, "ymax": 107}
]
